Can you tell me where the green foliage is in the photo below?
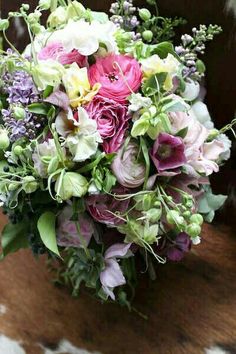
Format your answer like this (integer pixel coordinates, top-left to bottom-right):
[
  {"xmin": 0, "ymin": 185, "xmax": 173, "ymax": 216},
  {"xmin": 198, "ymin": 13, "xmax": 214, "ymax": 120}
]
[
  {"xmin": 37, "ymin": 211, "xmax": 61, "ymax": 257},
  {"xmin": 198, "ymin": 186, "xmax": 227, "ymax": 222},
  {"xmin": 1, "ymin": 220, "xmax": 29, "ymax": 257}
]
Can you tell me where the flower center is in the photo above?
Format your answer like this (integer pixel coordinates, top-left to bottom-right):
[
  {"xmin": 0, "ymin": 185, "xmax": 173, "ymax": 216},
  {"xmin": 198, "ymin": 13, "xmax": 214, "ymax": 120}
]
[
  {"xmin": 107, "ymin": 72, "xmax": 119, "ymax": 82},
  {"xmin": 157, "ymin": 144, "xmax": 172, "ymax": 159}
]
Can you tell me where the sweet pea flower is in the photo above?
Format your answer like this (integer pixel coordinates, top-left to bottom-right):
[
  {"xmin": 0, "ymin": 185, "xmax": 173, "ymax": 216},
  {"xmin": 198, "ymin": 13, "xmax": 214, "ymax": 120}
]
[
  {"xmin": 141, "ymin": 54, "xmax": 180, "ymax": 91},
  {"xmin": 55, "ymin": 107, "xmax": 102, "ymax": 162},
  {"xmin": 112, "ymin": 141, "xmax": 146, "ymax": 188},
  {"xmin": 57, "ymin": 205, "xmax": 95, "ymax": 248},
  {"xmin": 89, "ymin": 54, "xmax": 142, "ymax": 103},
  {"xmin": 86, "ymin": 188, "xmax": 130, "ymax": 226},
  {"xmin": 62, "ymin": 63, "xmax": 100, "ymax": 108},
  {"xmin": 30, "ymin": 59, "xmax": 65, "ymax": 90},
  {"xmin": 38, "ymin": 42, "xmax": 88, "ymax": 67},
  {"xmin": 85, "ymin": 95, "xmax": 130, "ymax": 153},
  {"xmin": 47, "ymin": 19, "xmax": 117, "ymax": 56},
  {"xmin": 100, "ymin": 243, "xmax": 131, "ymax": 300},
  {"xmin": 150, "ymin": 133, "xmax": 186, "ymax": 174}
]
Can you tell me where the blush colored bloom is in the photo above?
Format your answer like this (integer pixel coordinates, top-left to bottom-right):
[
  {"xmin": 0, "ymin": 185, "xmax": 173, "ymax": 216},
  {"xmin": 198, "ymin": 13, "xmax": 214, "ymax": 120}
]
[
  {"xmin": 89, "ymin": 54, "xmax": 142, "ymax": 103},
  {"xmin": 85, "ymin": 95, "xmax": 130, "ymax": 153},
  {"xmin": 111, "ymin": 141, "xmax": 146, "ymax": 188},
  {"xmin": 150, "ymin": 133, "xmax": 186, "ymax": 173},
  {"xmin": 100, "ymin": 243, "xmax": 131, "ymax": 300},
  {"xmin": 86, "ymin": 188, "xmax": 130, "ymax": 226},
  {"xmin": 38, "ymin": 41, "xmax": 88, "ymax": 67}
]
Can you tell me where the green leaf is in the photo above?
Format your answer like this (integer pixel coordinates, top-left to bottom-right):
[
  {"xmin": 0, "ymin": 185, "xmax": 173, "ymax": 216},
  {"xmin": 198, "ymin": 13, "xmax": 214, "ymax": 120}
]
[
  {"xmin": 37, "ymin": 211, "xmax": 61, "ymax": 257},
  {"xmin": 43, "ymin": 85, "xmax": 54, "ymax": 99},
  {"xmin": 142, "ymin": 73, "xmax": 167, "ymax": 96},
  {"xmin": 176, "ymin": 126, "xmax": 188, "ymax": 139},
  {"xmin": 27, "ymin": 103, "xmax": 49, "ymax": 115},
  {"xmin": 152, "ymin": 42, "xmax": 180, "ymax": 60},
  {"xmin": 140, "ymin": 137, "xmax": 150, "ymax": 190},
  {"xmin": 1, "ymin": 221, "xmax": 29, "ymax": 257},
  {"xmin": 131, "ymin": 118, "xmax": 150, "ymax": 137}
]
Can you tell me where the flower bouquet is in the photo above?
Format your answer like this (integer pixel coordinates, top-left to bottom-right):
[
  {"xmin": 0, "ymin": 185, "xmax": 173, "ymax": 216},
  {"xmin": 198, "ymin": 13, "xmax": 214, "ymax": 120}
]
[{"xmin": 0, "ymin": 0, "xmax": 233, "ymax": 305}]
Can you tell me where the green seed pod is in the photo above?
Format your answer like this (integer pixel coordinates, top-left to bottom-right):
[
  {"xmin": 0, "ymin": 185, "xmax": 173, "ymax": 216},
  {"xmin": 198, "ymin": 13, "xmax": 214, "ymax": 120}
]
[
  {"xmin": 139, "ymin": 8, "xmax": 151, "ymax": 21},
  {"xmin": 0, "ymin": 129, "xmax": 10, "ymax": 150},
  {"xmin": 190, "ymin": 214, "xmax": 204, "ymax": 226},
  {"xmin": 166, "ymin": 210, "xmax": 184, "ymax": 226},
  {"xmin": 13, "ymin": 145, "xmax": 24, "ymax": 156},
  {"xmin": 22, "ymin": 176, "xmax": 38, "ymax": 194},
  {"xmin": 186, "ymin": 223, "xmax": 201, "ymax": 238},
  {"xmin": 0, "ymin": 19, "xmax": 10, "ymax": 31},
  {"xmin": 13, "ymin": 106, "xmax": 26, "ymax": 120},
  {"xmin": 142, "ymin": 30, "xmax": 153, "ymax": 42},
  {"xmin": 8, "ymin": 183, "xmax": 18, "ymax": 191}
]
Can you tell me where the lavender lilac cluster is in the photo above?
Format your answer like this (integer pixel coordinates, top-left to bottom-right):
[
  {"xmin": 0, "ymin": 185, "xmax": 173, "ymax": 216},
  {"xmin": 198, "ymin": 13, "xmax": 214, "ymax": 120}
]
[{"xmin": 110, "ymin": 0, "xmax": 140, "ymax": 33}]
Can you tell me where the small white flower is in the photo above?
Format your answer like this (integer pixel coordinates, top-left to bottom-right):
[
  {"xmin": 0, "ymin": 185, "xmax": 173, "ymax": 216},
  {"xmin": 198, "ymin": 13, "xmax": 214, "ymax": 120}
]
[
  {"xmin": 190, "ymin": 101, "xmax": 214, "ymax": 129},
  {"xmin": 181, "ymin": 79, "xmax": 200, "ymax": 101},
  {"xmin": 128, "ymin": 93, "xmax": 152, "ymax": 112},
  {"xmin": 191, "ymin": 236, "xmax": 201, "ymax": 245}
]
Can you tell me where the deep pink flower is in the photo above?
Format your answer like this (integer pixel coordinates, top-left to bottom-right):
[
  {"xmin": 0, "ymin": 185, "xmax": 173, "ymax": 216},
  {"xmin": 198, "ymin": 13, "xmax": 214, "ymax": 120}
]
[
  {"xmin": 38, "ymin": 42, "xmax": 87, "ymax": 67},
  {"xmin": 150, "ymin": 133, "xmax": 186, "ymax": 173},
  {"xmin": 88, "ymin": 54, "xmax": 142, "ymax": 103},
  {"xmin": 86, "ymin": 188, "xmax": 130, "ymax": 226},
  {"xmin": 86, "ymin": 95, "xmax": 130, "ymax": 153}
]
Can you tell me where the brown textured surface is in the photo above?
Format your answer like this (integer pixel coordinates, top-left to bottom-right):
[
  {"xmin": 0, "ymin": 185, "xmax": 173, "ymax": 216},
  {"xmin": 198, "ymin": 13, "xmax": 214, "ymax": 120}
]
[{"xmin": 0, "ymin": 212, "xmax": 235, "ymax": 353}]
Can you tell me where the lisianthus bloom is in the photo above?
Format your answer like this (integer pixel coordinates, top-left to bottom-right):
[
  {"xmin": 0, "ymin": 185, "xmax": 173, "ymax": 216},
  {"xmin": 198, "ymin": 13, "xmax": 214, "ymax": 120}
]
[
  {"xmin": 89, "ymin": 54, "xmax": 142, "ymax": 103},
  {"xmin": 86, "ymin": 188, "xmax": 130, "ymax": 226},
  {"xmin": 169, "ymin": 112, "xmax": 225, "ymax": 176},
  {"xmin": 38, "ymin": 42, "xmax": 88, "ymax": 67},
  {"xmin": 100, "ymin": 243, "xmax": 131, "ymax": 300},
  {"xmin": 55, "ymin": 107, "xmax": 102, "ymax": 162},
  {"xmin": 57, "ymin": 205, "xmax": 95, "ymax": 248},
  {"xmin": 150, "ymin": 133, "xmax": 186, "ymax": 174},
  {"xmin": 85, "ymin": 95, "xmax": 130, "ymax": 153},
  {"xmin": 112, "ymin": 141, "xmax": 146, "ymax": 188},
  {"xmin": 141, "ymin": 53, "xmax": 180, "ymax": 91},
  {"xmin": 47, "ymin": 19, "xmax": 118, "ymax": 56},
  {"xmin": 63, "ymin": 63, "xmax": 100, "ymax": 108}
]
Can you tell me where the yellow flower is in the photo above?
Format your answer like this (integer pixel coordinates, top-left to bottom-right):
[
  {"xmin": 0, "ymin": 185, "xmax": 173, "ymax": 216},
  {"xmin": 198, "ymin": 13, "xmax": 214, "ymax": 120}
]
[
  {"xmin": 141, "ymin": 53, "xmax": 180, "ymax": 91},
  {"xmin": 62, "ymin": 63, "xmax": 100, "ymax": 108}
]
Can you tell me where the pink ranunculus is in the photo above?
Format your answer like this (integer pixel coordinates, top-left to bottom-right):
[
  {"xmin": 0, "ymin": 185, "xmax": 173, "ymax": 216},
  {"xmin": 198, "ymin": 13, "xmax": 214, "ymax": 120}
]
[
  {"xmin": 38, "ymin": 42, "xmax": 87, "ymax": 67},
  {"xmin": 57, "ymin": 205, "xmax": 95, "ymax": 248},
  {"xmin": 85, "ymin": 95, "xmax": 130, "ymax": 153},
  {"xmin": 88, "ymin": 54, "xmax": 142, "ymax": 103},
  {"xmin": 150, "ymin": 132, "xmax": 186, "ymax": 173},
  {"xmin": 86, "ymin": 188, "xmax": 130, "ymax": 226},
  {"xmin": 111, "ymin": 141, "xmax": 146, "ymax": 188}
]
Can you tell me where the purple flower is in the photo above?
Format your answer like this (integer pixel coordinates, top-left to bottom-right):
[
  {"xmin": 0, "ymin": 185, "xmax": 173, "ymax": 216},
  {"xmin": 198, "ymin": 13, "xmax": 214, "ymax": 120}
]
[
  {"xmin": 150, "ymin": 133, "xmax": 186, "ymax": 174},
  {"xmin": 100, "ymin": 243, "xmax": 131, "ymax": 300},
  {"xmin": 57, "ymin": 205, "xmax": 96, "ymax": 248},
  {"xmin": 86, "ymin": 187, "xmax": 130, "ymax": 226},
  {"xmin": 166, "ymin": 232, "xmax": 191, "ymax": 261}
]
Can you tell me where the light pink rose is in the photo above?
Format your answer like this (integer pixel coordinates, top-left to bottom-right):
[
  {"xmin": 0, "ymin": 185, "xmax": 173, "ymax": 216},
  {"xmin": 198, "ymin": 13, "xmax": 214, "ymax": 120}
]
[
  {"xmin": 88, "ymin": 54, "xmax": 142, "ymax": 103},
  {"xmin": 38, "ymin": 42, "xmax": 87, "ymax": 67},
  {"xmin": 85, "ymin": 95, "xmax": 130, "ymax": 153},
  {"xmin": 57, "ymin": 205, "xmax": 95, "ymax": 248},
  {"xmin": 111, "ymin": 141, "xmax": 146, "ymax": 188}
]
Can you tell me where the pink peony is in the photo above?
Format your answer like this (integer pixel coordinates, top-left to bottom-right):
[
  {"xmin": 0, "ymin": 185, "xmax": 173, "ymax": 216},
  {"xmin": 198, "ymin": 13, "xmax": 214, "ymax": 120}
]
[
  {"xmin": 150, "ymin": 133, "xmax": 186, "ymax": 173},
  {"xmin": 85, "ymin": 95, "xmax": 130, "ymax": 153},
  {"xmin": 86, "ymin": 188, "xmax": 130, "ymax": 226},
  {"xmin": 88, "ymin": 54, "xmax": 142, "ymax": 103},
  {"xmin": 38, "ymin": 42, "xmax": 88, "ymax": 67}
]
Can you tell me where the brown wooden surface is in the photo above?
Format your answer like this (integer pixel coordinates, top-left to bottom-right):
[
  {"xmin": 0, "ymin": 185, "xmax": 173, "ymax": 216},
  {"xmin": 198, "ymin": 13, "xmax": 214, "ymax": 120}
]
[{"xmin": 0, "ymin": 212, "xmax": 235, "ymax": 353}]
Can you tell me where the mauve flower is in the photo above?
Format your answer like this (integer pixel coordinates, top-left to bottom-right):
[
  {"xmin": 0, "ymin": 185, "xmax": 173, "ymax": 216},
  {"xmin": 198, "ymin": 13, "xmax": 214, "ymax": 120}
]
[
  {"xmin": 166, "ymin": 232, "xmax": 191, "ymax": 261},
  {"xmin": 111, "ymin": 141, "xmax": 145, "ymax": 188},
  {"xmin": 150, "ymin": 133, "xmax": 186, "ymax": 173},
  {"xmin": 86, "ymin": 188, "xmax": 130, "ymax": 226},
  {"xmin": 57, "ymin": 205, "xmax": 95, "ymax": 248},
  {"xmin": 86, "ymin": 95, "xmax": 130, "ymax": 153},
  {"xmin": 38, "ymin": 41, "xmax": 88, "ymax": 67},
  {"xmin": 88, "ymin": 54, "xmax": 142, "ymax": 103},
  {"xmin": 100, "ymin": 243, "xmax": 131, "ymax": 300}
]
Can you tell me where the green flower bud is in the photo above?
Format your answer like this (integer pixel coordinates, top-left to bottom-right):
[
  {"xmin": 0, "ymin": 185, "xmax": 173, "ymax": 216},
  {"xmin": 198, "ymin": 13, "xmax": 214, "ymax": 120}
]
[
  {"xmin": 47, "ymin": 156, "xmax": 59, "ymax": 175},
  {"xmin": 38, "ymin": 0, "xmax": 51, "ymax": 10},
  {"xmin": 13, "ymin": 145, "xmax": 24, "ymax": 156},
  {"xmin": 121, "ymin": 32, "xmax": 133, "ymax": 41},
  {"xmin": 143, "ymin": 194, "xmax": 153, "ymax": 211},
  {"xmin": 166, "ymin": 210, "xmax": 185, "ymax": 226},
  {"xmin": 186, "ymin": 223, "xmax": 201, "ymax": 238},
  {"xmin": 142, "ymin": 30, "xmax": 153, "ymax": 42},
  {"xmin": 31, "ymin": 23, "xmax": 43, "ymax": 34},
  {"xmin": 67, "ymin": 1, "xmax": 86, "ymax": 19},
  {"xmin": 183, "ymin": 210, "xmax": 191, "ymax": 219},
  {"xmin": 196, "ymin": 59, "xmax": 206, "ymax": 74},
  {"xmin": 22, "ymin": 176, "xmax": 38, "ymax": 194},
  {"xmin": 207, "ymin": 129, "xmax": 219, "ymax": 140},
  {"xmin": 145, "ymin": 208, "xmax": 162, "ymax": 223},
  {"xmin": 0, "ymin": 19, "xmax": 10, "ymax": 31},
  {"xmin": 48, "ymin": 6, "xmax": 67, "ymax": 27},
  {"xmin": 190, "ymin": 214, "xmax": 203, "ymax": 226},
  {"xmin": 8, "ymin": 183, "xmax": 18, "ymax": 191},
  {"xmin": 139, "ymin": 8, "xmax": 151, "ymax": 21},
  {"xmin": 13, "ymin": 106, "xmax": 26, "ymax": 120},
  {"xmin": 0, "ymin": 129, "xmax": 10, "ymax": 150},
  {"xmin": 28, "ymin": 11, "xmax": 41, "ymax": 24},
  {"xmin": 55, "ymin": 172, "xmax": 88, "ymax": 200},
  {"xmin": 21, "ymin": 4, "xmax": 30, "ymax": 11}
]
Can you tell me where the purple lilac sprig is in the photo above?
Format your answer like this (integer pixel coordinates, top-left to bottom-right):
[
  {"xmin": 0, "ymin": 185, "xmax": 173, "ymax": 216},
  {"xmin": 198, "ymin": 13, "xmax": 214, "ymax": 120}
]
[
  {"xmin": 175, "ymin": 24, "xmax": 222, "ymax": 81},
  {"xmin": 110, "ymin": 0, "xmax": 140, "ymax": 32}
]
